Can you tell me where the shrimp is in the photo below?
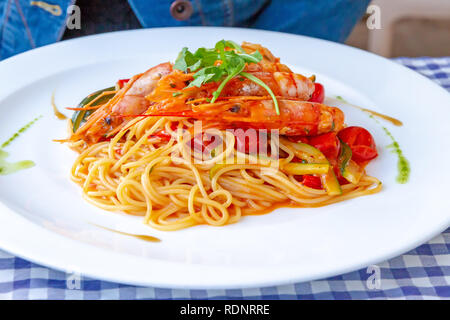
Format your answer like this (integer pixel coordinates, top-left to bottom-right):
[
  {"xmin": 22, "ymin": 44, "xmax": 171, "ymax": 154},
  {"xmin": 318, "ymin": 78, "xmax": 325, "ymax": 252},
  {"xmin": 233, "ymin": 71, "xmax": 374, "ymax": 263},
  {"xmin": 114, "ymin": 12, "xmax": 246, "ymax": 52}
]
[
  {"xmin": 146, "ymin": 98, "xmax": 345, "ymax": 136},
  {"xmin": 241, "ymin": 41, "xmax": 292, "ymax": 73},
  {"xmin": 71, "ymin": 62, "xmax": 173, "ymax": 143},
  {"xmin": 148, "ymin": 69, "xmax": 315, "ymax": 102},
  {"xmin": 220, "ymin": 72, "xmax": 314, "ymax": 100},
  {"xmin": 216, "ymin": 99, "xmax": 345, "ymax": 135},
  {"xmin": 239, "ymin": 42, "xmax": 315, "ymax": 99},
  {"xmin": 71, "ymin": 43, "xmax": 336, "ymax": 143},
  {"xmin": 147, "ymin": 42, "xmax": 315, "ymax": 101},
  {"xmin": 112, "ymin": 62, "xmax": 173, "ymax": 115}
]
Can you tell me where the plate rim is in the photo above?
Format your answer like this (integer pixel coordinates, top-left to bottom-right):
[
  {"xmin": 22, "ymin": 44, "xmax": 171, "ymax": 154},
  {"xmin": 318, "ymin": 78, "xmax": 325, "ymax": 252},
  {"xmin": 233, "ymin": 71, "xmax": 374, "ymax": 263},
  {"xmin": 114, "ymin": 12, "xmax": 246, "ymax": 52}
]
[{"xmin": 0, "ymin": 27, "xmax": 449, "ymax": 289}]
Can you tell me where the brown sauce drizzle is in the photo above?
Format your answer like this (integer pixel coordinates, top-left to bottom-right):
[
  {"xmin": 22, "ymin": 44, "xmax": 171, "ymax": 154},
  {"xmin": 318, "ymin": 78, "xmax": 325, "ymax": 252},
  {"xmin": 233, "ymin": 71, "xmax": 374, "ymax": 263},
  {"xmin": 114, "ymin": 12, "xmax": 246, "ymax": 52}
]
[
  {"xmin": 328, "ymin": 96, "xmax": 403, "ymax": 127},
  {"xmin": 51, "ymin": 92, "xmax": 67, "ymax": 120},
  {"xmin": 93, "ymin": 224, "xmax": 161, "ymax": 243},
  {"xmin": 354, "ymin": 106, "xmax": 402, "ymax": 127}
]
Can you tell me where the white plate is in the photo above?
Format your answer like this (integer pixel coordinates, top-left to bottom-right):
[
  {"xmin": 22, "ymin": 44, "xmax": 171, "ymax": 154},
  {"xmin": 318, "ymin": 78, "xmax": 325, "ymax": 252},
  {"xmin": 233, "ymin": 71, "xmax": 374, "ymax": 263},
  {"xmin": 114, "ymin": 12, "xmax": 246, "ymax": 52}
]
[{"xmin": 0, "ymin": 27, "xmax": 449, "ymax": 289}]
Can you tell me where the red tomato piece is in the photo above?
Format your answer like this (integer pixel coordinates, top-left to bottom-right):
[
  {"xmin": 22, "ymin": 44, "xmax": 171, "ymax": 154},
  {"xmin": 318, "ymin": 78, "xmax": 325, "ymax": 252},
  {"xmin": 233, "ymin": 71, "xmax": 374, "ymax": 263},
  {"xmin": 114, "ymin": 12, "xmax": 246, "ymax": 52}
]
[
  {"xmin": 193, "ymin": 134, "xmax": 211, "ymax": 153},
  {"xmin": 351, "ymin": 146, "xmax": 378, "ymax": 162},
  {"xmin": 309, "ymin": 83, "xmax": 325, "ymax": 104},
  {"xmin": 338, "ymin": 126, "xmax": 378, "ymax": 163},
  {"xmin": 150, "ymin": 130, "xmax": 171, "ymax": 141},
  {"xmin": 301, "ymin": 175, "xmax": 322, "ymax": 189},
  {"xmin": 117, "ymin": 78, "xmax": 130, "ymax": 88},
  {"xmin": 332, "ymin": 164, "xmax": 350, "ymax": 185},
  {"xmin": 192, "ymin": 132, "xmax": 223, "ymax": 154},
  {"xmin": 235, "ymin": 131, "xmax": 266, "ymax": 154},
  {"xmin": 287, "ymin": 135, "xmax": 309, "ymax": 144},
  {"xmin": 149, "ymin": 123, "xmax": 179, "ymax": 141},
  {"xmin": 308, "ymin": 132, "xmax": 340, "ymax": 160}
]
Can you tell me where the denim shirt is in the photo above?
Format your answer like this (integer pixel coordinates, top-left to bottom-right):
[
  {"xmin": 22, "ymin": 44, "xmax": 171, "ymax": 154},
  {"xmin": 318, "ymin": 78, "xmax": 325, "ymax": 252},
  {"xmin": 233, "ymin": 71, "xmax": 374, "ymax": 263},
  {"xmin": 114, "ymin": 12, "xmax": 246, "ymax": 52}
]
[{"xmin": 0, "ymin": 0, "xmax": 370, "ymax": 60}]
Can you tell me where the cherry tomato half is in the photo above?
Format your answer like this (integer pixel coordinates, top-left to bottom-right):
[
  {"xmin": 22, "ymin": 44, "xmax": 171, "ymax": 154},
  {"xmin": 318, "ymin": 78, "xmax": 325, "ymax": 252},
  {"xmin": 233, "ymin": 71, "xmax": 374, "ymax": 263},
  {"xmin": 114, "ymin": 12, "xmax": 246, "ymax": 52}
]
[
  {"xmin": 309, "ymin": 83, "xmax": 325, "ymax": 104},
  {"xmin": 308, "ymin": 132, "xmax": 340, "ymax": 161},
  {"xmin": 338, "ymin": 126, "xmax": 378, "ymax": 163}
]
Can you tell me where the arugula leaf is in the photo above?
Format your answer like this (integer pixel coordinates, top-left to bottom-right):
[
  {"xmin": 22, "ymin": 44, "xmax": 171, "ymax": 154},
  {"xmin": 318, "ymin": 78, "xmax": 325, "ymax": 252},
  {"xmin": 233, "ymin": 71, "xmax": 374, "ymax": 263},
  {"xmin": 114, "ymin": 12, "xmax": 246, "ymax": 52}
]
[
  {"xmin": 186, "ymin": 66, "xmax": 224, "ymax": 88},
  {"xmin": 173, "ymin": 40, "xmax": 280, "ymax": 115},
  {"xmin": 174, "ymin": 47, "xmax": 194, "ymax": 72},
  {"xmin": 236, "ymin": 51, "xmax": 262, "ymax": 64},
  {"xmin": 216, "ymin": 40, "xmax": 243, "ymax": 52},
  {"xmin": 210, "ymin": 56, "xmax": 245, "ymax": 103}
]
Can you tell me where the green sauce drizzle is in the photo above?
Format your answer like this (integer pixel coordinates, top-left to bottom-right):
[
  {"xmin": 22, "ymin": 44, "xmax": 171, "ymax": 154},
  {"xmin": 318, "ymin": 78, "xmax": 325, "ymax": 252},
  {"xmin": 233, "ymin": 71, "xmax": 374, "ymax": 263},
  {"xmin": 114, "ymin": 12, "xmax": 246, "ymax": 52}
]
[
  {"xmin": 368, "ymin": 114, "xmax": 410, "ymax": 184},
  {"xmin": 380, "ymin": 123, "xmax": 410, "ymax": 184},
  {"xmin": 1, "ymin": 116, "xmax": 42, "ymax": 149},
  {"xmin": 0, "ymin": 150, "xmax": 35, "ymax": 175},
  {"xmin": 0, "ymin": 116, "xmax": 42, "ymax": 176}
]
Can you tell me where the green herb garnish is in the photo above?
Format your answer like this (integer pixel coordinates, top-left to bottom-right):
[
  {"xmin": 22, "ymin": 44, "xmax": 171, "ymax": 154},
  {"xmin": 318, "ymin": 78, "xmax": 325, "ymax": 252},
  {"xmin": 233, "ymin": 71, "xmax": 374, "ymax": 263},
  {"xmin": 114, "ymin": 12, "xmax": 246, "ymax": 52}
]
[{"xmin": 173, "ymin": 40, "xmax": 280, "ymax": 115}]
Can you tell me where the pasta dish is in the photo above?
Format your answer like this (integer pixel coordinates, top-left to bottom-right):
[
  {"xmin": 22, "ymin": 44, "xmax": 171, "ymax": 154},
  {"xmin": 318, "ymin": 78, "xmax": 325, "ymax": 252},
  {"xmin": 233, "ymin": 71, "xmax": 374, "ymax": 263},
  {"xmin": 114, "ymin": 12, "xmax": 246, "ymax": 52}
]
[{"xmin": 63, "ymin": 41, "xmax": 381, "ymax": 231}]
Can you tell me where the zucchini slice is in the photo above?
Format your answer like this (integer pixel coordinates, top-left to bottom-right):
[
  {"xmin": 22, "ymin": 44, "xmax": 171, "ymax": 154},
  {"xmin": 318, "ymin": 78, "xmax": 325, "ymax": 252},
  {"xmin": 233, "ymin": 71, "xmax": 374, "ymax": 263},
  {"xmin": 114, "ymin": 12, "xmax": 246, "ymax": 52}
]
[{"xmin": 71, "ymin": 86, "xmax": 115, "ymax": 133}]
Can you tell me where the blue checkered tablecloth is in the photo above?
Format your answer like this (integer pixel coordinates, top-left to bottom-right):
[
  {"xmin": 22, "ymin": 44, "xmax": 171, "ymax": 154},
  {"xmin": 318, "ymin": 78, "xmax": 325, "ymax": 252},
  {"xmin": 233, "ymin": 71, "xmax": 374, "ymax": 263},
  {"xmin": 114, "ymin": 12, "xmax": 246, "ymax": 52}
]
[{"xmin": 0, "ymin": 57, "xmax": 449, "ymax": 300}]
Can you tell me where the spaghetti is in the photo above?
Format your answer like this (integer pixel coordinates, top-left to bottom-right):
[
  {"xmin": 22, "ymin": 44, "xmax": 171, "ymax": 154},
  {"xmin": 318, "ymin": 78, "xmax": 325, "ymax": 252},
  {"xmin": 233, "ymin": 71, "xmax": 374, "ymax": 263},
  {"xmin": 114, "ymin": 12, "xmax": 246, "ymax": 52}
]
[{"xmin": 65, "ymin": 41, "xmax": 382, "ymax": 231}]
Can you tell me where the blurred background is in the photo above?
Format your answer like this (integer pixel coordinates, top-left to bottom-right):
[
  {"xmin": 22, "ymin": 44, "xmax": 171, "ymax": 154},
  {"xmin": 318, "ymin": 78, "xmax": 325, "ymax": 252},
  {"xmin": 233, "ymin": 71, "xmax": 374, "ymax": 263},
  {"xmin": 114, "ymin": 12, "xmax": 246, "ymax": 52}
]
[
  {"xmin": 2, "ymin": 0, "xmax": 449, "ymax": 59},
  {"xmin": 347, "ymin": 0, "xmax": 450, "ymax": 57},
  {"xmin": 63, "ymin": 0, "xmax": 450, "ymax": 58}
]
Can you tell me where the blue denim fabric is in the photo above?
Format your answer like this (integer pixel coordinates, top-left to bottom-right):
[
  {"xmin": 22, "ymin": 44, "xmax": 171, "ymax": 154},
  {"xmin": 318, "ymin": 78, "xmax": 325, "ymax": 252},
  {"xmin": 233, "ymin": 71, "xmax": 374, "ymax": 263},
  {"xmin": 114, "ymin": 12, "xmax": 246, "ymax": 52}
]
[
  {"xmin": 0, "ymin": 0, "xmax": 370, "ymax": 60},
  {"xmin": 0, "ymin": 0, "xmax": 73, "ymax": 59}
]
